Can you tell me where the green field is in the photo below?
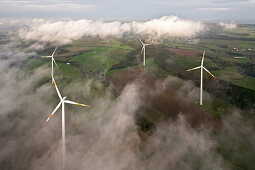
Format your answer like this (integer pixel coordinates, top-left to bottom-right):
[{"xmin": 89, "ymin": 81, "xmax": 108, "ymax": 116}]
[
  {"xmin": 71, "ymin": 47, "xmax": 120, "ymax": 73},
  {"xmin": 214, "ymin": 66, "xmax": 244, "ymax": 80},
  {"xmin": 55, "ymin": 63, "xmax": 83, "ymax": 78},
  {"xmin": 232, "ymin": 76, "xmax": 255, "ymax": 91}
]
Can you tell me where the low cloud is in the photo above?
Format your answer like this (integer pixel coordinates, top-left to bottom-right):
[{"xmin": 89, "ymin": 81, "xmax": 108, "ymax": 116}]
[
  {"xmin": 18, "ymin": 16, "xmax": 205, "ymax": 45},
  {"xmin": 218, "ymin": 22, "xmax": 237, "ymax": 29},
  {"xmin": 141, "ymin": 115, "xmax": 226, "ymax": 170},
  {"xmin": 19, "ymin": 19, "xmax": 131, "ymax": 44},
  {"xmin": 217, "ymin": 112, "xmax": 255, "ymax": 169},
  {"xmin": 0, "ymin": 42, "xmax": 36, "ymax": 72},
  {"xmin": 132, "ymin": 16, "xmax": 205, "ymax": 43},
  {"xmin": 164, "ymin": 75, "xmax": 211, "ymax": 103}
]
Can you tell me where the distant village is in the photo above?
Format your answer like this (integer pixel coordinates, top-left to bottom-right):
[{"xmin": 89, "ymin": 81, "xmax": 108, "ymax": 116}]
[{"xmin": 232, "ymin": 47, "xmax": 254, "ymax": 52}]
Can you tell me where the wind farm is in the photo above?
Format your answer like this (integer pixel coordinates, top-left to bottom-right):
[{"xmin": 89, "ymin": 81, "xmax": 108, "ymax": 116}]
[
  {"xmin": 1, "ymin": 1, "xmax": 255, "ymax": 170},
  {"xmin": 28, "ymin": 30, "xmax": 255, "ymax": 169}
]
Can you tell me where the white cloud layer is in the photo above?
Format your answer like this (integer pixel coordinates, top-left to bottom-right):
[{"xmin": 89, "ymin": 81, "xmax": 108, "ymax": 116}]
[
  {"xmin": 218, "ymin": 22, "xmax": 237, "ymax": 29},
  {"xmin": 132, "ymin": 16, "xmax": 205, "ymax": 43},
  {"xmin": 18, "ymin": 16, "xmax": 205, "ymax": 45}
]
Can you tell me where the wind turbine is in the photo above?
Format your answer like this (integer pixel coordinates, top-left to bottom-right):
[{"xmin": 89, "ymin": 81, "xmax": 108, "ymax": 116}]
[
  {"xmin": 44, "ymin": 74, "xmax": 90, "ymax": 169},
  {"xmin": 139, "ymin": 39, "xmax": 150, "ymax": 67},
  {"xmin": 186, "ymin": 50, "xmax": 216, "ymax": 105},
  {"xmin": 42, "ymin": 47, "xmax": 58, "ymax": 83}
]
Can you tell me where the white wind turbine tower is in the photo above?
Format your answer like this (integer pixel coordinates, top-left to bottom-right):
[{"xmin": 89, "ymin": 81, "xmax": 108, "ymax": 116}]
[
  {"xmin": 44, "ymin": 74, "xmax": 90, "ymax": 170},
  {"xmin": 186, "ymin": 50, "xmax": 216, "ymax": 105},
  {"xmin": 139, "ymin": 39, "xmax": 150, "ymax": 67},
  {"xmin": 42, "ymin": 47, "xmax": 58, "ymax": 83}
]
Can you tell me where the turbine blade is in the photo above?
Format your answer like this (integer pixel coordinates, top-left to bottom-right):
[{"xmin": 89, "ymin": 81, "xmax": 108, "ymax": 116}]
[
  {"xmin": 138, "ymin": 39, "xmax": 144, "ymax": 45},
  {"xmin": 51, "ymin": 74, "xmax": 62, "ymax": 100},
  {"xmin": 64, "ymin": 100, "xmax": 90, "ymax": 107},
  {"xmin": 201, "ymin": 50, "xmax": 205, "ymax": 65},
  {"xmin": 42, "ymin": 56, "xmax": 52, "ymax": 58},
  {"xmin": 186, "ymin": 66, "xmax": 201, "ymax": 72},
  {"xmin": 145, "ymin": 44, "xmax": 151, "ymax": 46},
  {"xmin": 203, "ymin": 67, "xmax": 216, "ymax": 78},
  {"xmin": 53, "ymin": 58, "xmax": 57, "ymax": 66},
  {"xmin": 52, "ymin": 47, "xmax": 58, "ymax": 56},
  {"xmin": 141, "ymin": 46, "xmax": 144, "ymax": 53},
  {"xmin": 43, "ymin": 101, "xmax": 62, "ymax": 125}
]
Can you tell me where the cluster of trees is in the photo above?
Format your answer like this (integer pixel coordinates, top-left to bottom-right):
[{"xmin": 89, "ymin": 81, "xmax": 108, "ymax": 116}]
[
  {"xmin": 241, "ymin": 63, "xmax": 255, "ymax": 78},
  {"xmin": 205, "ymin": 79, "xmax": 255, "ymax": 109}
]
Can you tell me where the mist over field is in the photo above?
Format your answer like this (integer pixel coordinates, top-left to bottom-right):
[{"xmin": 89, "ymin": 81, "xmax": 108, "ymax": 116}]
[{"xmin": 0, "ymin": 16, "xmax": 255, "ymax": 170}]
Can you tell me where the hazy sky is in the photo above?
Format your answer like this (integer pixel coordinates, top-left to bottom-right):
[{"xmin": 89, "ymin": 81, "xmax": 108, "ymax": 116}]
[{"xmin": 1, "ymin": 0, "xmax": 255, "ymax": 22}]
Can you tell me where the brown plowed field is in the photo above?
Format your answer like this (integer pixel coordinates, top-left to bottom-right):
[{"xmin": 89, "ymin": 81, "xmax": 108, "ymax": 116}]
[
  {"xmin": 55, "ymin": 47, "xmax": 92, "ymax": 57},
  {"xmin": 166, "ymin": 48, "xmax": 198, "ymax": 57}
]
